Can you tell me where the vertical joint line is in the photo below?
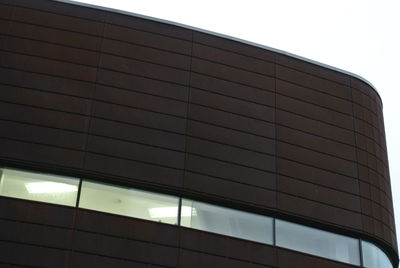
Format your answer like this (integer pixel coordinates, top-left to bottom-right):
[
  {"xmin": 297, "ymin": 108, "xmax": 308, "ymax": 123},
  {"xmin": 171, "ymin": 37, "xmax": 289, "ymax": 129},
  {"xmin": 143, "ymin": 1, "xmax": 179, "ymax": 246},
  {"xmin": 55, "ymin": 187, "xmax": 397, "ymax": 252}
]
[
  {"xmin": 81, "ymin": 15, "xmax": 107, "ymax": 170},
  {"xmin": 359, "ymin": 239, "xmax": 364, "ymax": 267},
  {"xmin": 350, "ymin": 81, "xmax": 365, "ymax": 265},
  {"xmin": 182, "ymin": 30, "xmax": 195, "ymax": 185},
  {"xmin": 177, "ymin": 197, "xmax": 182, "ymax": 226},
  {"xmin": 273, "ymin": 56, "xmax": 278, "ymax": 266},
  {"xmin": 75, "ymin": 178, "xmax": 83, "ymax": 208},
  {"xmin": 177, "ymin": 30, "xmax": 194, "ymax": 268},
  {"xmin": 273, "ymin": 218, "xmax": 277, "ymax": 246},
  {"xmin": 67, "ymin": 13, "xmax": 107, "ymax": 268}
]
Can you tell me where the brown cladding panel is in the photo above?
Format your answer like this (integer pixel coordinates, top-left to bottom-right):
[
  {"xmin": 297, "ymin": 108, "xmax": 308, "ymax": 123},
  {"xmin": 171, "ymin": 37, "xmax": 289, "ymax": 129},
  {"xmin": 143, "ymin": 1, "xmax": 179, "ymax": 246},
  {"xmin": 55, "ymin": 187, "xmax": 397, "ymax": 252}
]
[
  {"xmin": 105, "ymin": 12, "xmax": 192, "ymax": 40},
  {"xmin": 84, "ymin": 153, "xmax": 183, "ymax": 187},
  {"xmin": 352, "ymin": 69, "xmax": 391, "ymax": 251},
  {"xmin": 11, "ymin": 6, "xmax": 104, "ymax": 35},
  {"xmin": 0, "ymin": 138, "xmax": 85, "ymax": 169},
  {"xmin": 0, "ymin": 264, "xmax": 30, "ymax": 268},
  {"xmin": 72, "ymin": 230, "xmax": 179, "ymax": 267},
  {"xmin": 192, "ymin": 42, "xmax": 274, "ymax": 75},
  {"xmin": 277, "ymin": 175, "xmax": 361, "ymax": 213},
  {"xmin": 0, "ymin": 3, "xmax": 14, "ymax": 20},
  {"xmin": 103, "ymin": 23, "xmax": 192, "ymax": 54},
  {"xmin": 374, "ymin": 218, "xmax": 385, "ymax": 238},
  {"xmin": 184, "ymin": 107, "xmax": 276, "ymax": 195},
  {"xmin": 276, "ymin": 109, "xmax": 355, "ymax": 145},
  {"xmin": 277, "ymin": 142, "xmax": 357, "ymax": 178},
  {"xmin": 0, "ymin": 219, "xmax": 70, "ymax": 249},
  {"xmin": 0, "ymin": 102, "xmax": 90, "ymax": 132},
  {"xmin": 188, "ymin": 104, "xmax": 275, "ymax": 138},
  {"xmin": 352, "ymin": 86, "xmax": 371, "ymax": 109},
  {"xmin": 276, "ymin": 94, "xmax": 354, "ymax": 130},
  {"xmin": 75, "ymin": 210, "xmax": 180, "ymax": 247},
  {"xmin": 190, "ymin": 73, "xmax": 275, "ymax": 106},
  {"xmin": 3, "ymin": 35, "xmax": 101, "ymax": 66},
  {"xmin": 0, "ymin": 4, "xmax": 13, "ymax": 43},
  {"xmin": 8, "ymin": 21, "xmax": 103, "ymax": 50},
  {"xmin": 362, "ymin": 215, "xmax": 376, "ymax": 235},
  {"xmin": 90, "ymin": 118, "xmax": 186, "ymax": 151},
  {"xmin": 277, "ymin": 158, "xmax": 359, "ymax": 195},
  {"xmin": 97, "ymin": 69, "xmax": 189, "ymax": 101},
  {"xmin": 0, "ymin": 120, "xmax": 86, "ymax": 150},
  {"xmin": 355, "ymin": 119, "xmax": 374, "ymax": 141},
  {"xmin": 92, "ymin": 101, "xmax": 187, "ymax": 134},
  {"xmin": 179, "ymin": 249, "xmax": 272, "ymax": 268},
  {"xmin": 186, "ymin": 137, "xmax": 275, "ymax": 172},
  {"xmin": 351, "ymin": 77, "xmax": 380, "ymax": 103},
  {"xmin": 353, "ymin": 103, "xmax": 379, "ymax": 128},
  {"xmin": 277, "ymin": 193, "xmax": 362, "ymax": 230},
  {"xmin": 187, "ymin": 120, "xmax": 275, "ymax": 155},
  {"xmin": 94, "ymin": 85, "xmax": 187, "ymax": 117},
  {"xmin": 277, "ymin": 248, "xmax": 358, "ymax": 268},
  {"xmin": 193, "ymin": 31, "xmax": 275, "ymax": 62},
  {"xmin": 190, "ymin": 88, "xmax": 275, "ymax": 122},
  {"xmin": 0, "ymin": 0, "xmax": 397, "ymax": 265},
  {"xmin": 183, "ymin": 171, "xmax": 276, "ymax": 209},
  {"xmin": 99, "ymin": 53, "xmax": 190, "ymax": 85},
  {"xmin": 101, "ymin": 38, "xmax": 191, "ymax": 69},
  {"xmin": 0, "ymin": 51, "xmax": 98, "ymax": 82},
  {"xmin": 192, "ymin": 57, "xmax": 275, "ymax": 90},
  {"xmin": 86, "ymin": 135, "xmax": 185, "ymax": 169},
  {"xmin": 69, "ymin": 252, "xmax": 152, "ymax": 268},
  {"xmin": 180, "ymin": 228, "xmax": 276, "ymax": 267},
  {"xmin": 0, "ymin": 67, "xmax": 96, "ymax": 98},
  {"xmin": 276, "ymin": 54, "xmax": 350, "ymax": 85},
  {"xmin": 0, "ymin": 197, "xmax": 75, "ymax": 228},
  {"xmin": 276, "ymin": 79, "xmax": 353, "ymax": 115},
  {"xmin": 276, "ymin": 64, "xmax": 351, "ymax": 100},
  {"xmin": 10, "ymin": 0, "xmax": 105, "ymax": 20},
  {"xmin": 277, "ymin": 125, "xmax": 356, "ymax": 161},
  {"xmin": 0, "ymin": 84, "xmax": 92, "ymax": 115},
  {"xmin": 0, "ymin": 36, "xmax": 9, "ymax": 56},
  {"xmin": 0, "ymin": 36, "xmax": 6, "ymax": 51},
  {"xmin": 185, "ymin": 154, "xmax": 275, "ymax": 190},
  {"xmin": 0, "ymin": 241, "xmax": 68, "ymax": 268}
]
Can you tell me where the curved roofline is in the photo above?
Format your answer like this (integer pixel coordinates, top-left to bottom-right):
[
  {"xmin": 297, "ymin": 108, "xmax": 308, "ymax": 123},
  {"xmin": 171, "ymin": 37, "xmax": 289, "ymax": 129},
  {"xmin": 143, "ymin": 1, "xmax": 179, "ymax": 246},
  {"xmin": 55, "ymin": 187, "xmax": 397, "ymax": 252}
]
[{"xmin": 57, "ymin": 0, "xmax": 382, "ymax": 103}]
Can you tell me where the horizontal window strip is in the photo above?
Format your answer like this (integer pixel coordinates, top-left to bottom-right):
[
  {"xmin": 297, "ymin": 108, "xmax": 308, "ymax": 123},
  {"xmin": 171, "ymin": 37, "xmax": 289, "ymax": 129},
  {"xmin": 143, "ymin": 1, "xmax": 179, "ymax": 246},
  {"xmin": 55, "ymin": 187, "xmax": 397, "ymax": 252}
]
[{"xmin": 0, "ymin": 167, "xmax": 393, "ymax": 268}]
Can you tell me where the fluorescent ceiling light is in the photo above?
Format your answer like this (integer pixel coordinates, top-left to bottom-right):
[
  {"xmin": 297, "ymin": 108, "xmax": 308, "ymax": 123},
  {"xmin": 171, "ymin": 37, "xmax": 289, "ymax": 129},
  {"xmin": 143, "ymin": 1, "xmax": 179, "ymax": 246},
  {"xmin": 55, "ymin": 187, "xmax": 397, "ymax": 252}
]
[
  {"xmin": 182, "ymin": 206, "xmax": 195, "ymax": 217},
  {"xmin": 149, "ymin": 206, "xmax": 194, "ymax": 218},
  {"xmin": 25, "ymin": 182, "xmax": 78, "ymax": 194}
]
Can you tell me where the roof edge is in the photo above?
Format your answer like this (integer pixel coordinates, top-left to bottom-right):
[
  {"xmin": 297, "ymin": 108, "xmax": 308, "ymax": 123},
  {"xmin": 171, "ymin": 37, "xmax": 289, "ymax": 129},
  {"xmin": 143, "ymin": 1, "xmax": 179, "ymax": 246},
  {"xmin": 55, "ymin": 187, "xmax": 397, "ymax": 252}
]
[{"xmin": 55, "ymin": 0, "xmax": 382, "ymax": 104}]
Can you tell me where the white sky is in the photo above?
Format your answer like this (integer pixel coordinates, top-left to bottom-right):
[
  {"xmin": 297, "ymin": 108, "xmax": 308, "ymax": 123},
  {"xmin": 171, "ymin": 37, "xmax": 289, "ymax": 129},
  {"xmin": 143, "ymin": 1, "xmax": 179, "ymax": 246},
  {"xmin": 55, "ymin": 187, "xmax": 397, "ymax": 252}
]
[{"xmin": 71, "ymin": 0, "xmax": 400, "ymax": 242}]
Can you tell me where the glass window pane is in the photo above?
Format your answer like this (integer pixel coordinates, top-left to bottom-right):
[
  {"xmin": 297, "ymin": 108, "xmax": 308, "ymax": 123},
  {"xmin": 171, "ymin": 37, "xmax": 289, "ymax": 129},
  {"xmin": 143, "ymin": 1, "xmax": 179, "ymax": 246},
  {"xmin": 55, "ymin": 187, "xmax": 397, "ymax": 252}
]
[
  {"xmin": 79, "ymin": 180, "xmax": 179, "ymax": 224},
  {"xmin": 362, "ymin": 240, "xmax": 392, "ymax": 268},
  {"xmin": 275, "ymin": 219, "xmax": 360, "ymax": 265},
  {"xmin": 181, "ymin": 199, "xmax": 273, "ymax": 244},
  {"xmin": 0, "ymin": 168, "xmax": 79, "ymax": 206}
]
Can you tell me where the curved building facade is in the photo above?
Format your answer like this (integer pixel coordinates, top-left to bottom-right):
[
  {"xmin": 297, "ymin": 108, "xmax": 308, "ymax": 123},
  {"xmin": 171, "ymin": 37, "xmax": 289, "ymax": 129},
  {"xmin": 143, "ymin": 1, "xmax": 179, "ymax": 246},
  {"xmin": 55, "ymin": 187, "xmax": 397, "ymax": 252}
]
[{"xmin": 0, "ymin": 0, "xmax": 397, "ymax": 267}]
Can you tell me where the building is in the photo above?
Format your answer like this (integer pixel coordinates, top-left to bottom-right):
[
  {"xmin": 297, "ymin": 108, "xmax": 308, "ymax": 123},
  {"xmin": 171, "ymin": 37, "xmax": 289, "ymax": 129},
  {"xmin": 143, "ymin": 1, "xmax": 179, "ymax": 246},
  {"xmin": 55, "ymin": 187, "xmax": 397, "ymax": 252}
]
[{"xmin": 0, "ymin": 0, "xmax": 398, "ymax": 267}]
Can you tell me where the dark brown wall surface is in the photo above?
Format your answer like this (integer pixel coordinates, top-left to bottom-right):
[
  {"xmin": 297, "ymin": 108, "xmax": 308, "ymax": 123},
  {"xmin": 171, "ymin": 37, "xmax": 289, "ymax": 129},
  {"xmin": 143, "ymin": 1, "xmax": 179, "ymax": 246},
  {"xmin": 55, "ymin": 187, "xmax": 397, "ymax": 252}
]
[
  {"xmin": 0, "ymin": 0, "xmax": 397, "ymax": 267},
  {"xmin": 0, "ymin": 196, "xmax": 361, "ymax": 268}
]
